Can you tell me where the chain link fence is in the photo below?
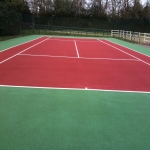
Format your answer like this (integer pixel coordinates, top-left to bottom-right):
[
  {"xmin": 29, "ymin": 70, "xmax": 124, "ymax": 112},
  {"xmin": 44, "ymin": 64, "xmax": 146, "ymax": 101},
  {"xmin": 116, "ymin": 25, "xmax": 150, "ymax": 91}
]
[{"xmin": 1, "ymin": 9, "xmax": 150, "ymax": 41}]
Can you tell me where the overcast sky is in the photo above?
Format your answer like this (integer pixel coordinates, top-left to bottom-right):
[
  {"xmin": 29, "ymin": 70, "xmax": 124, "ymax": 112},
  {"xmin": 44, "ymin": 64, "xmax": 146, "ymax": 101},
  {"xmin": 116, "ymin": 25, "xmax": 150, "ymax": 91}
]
[{"xmin": 141, "ymin": 0, "xmax": 148, "ymax": 4}]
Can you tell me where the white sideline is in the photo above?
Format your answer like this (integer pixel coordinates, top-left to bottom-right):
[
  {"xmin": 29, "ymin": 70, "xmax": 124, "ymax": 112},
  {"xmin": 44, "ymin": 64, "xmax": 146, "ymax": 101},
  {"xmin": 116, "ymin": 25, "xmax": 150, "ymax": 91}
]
[
  {"xmin": 99, "ymin": 40, "xmax": 150, "ymax": 66},
  {"xmin": 0, "ymin": 36, "xmax": 44, "ymax": 53},
  {"xmin": 105, "ymin": 39, "xmax": 150, "ymax": 58},
  {"xmin": 0, "ymin": 38, "xmax": 49, "ymax": 64}
]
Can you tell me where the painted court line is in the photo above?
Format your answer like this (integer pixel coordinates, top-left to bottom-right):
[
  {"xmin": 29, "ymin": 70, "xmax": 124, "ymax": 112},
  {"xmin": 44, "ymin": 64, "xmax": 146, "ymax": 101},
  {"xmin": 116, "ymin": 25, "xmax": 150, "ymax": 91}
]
[
  {"xmin": 105, "ymin": 39, "xmax": 150, "ymax": 58},
  {"xmin": 0, "ymin": 84, "xmax": 150, "ymax": 93},
  {"xmin": 19, "ymin": 54, "xmax": 79, "ymax": 59},
  {"xmin": 0, "ymin": 38, "xmax": 49, "ymax": 64},
  {"xmin": 49, "ymin": 38, "xmax": 101, "ymax": 43},
  {"xmin": 0, "ymin": 36, "xmax": 44, "ymax": 53},
  {"xmin": 18, "ymin": 53, "xmax": 139, "ymax": 61},
  {"xmin": 74, "ymin": 40, "xmax": 80, "ymax": 58},
  {"xmin": 100, "ymin": 40, "xmax": 150, "ymax": 66},
  {"xmin": 80, "ymin": 57, "xmax": 138, "ymax": 61}
]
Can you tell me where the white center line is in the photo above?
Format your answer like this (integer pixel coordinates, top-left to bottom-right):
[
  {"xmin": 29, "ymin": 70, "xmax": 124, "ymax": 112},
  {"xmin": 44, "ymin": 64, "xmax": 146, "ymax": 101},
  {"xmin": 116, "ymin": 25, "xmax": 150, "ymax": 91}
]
[{"xmin": 74, "ymin": 40, "xmax": 80, "ymax": 58}]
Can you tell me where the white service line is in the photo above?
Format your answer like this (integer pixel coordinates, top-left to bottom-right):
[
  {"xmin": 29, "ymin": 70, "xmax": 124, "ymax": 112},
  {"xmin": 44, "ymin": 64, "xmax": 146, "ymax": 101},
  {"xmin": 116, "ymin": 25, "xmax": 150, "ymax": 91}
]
[
  {"xmin": 74, "ymin": 40, "xmax": 80, "ymax": 58},
  {"xmin": 19, "ymin": 54, "xmax": 79, "ymax": 59},
  {"xmin": 19, "ymin": 53, "xmax": 139, "ymax": 61},
  {"xmin": 99, "ymin": 40, "xmax": 150, "ymax": 66},
  {"xmin": 80, "ymin": 57, "xmax": 139, "ymax": 61},
  {"xmin": 0, "ymin": 36, "xmax": 44, "ymax": 53},
  {"xmin": 0, "ymin": 84, "xmax": 150, "ymax": 93},
  {"xmin": 0, "ymin": 38, "xmax": 49, "ymax": 64}
]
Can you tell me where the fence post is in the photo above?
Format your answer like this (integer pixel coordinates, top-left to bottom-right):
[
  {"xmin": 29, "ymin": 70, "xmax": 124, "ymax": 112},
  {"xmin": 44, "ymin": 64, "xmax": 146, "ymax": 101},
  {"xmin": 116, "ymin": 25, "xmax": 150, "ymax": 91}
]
[
  {"xmin": 111, "ymin": 30, "xmax": 113, "ymax": 36},
  {"xmin": 117, "ymin": 30, "xmax": 119, "ymax": 38},
  {"xmin": 130, "ymin": 31, "xmax": 131, "ymax": 41},
  {"xmin": 144, "ymin": 33, "xmax": 146, "ymax": 43},
  {"xmin": 125, "ymin": 31, "xmax": 127, "ymax": 39},
  {"xmin": 120, "ymin": 30, "xmax": 122, "ymax": 38},
  {"xmin": 138, "ymin": 32, "xmax": 140, "ymax": 43}
]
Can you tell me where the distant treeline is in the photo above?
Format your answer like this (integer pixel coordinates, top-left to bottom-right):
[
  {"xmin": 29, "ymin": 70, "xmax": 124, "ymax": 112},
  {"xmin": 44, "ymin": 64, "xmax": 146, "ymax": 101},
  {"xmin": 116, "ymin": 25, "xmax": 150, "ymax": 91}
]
[{"xmin": 0, "ymin": 0, "xmax": 150, "ymax": 35}]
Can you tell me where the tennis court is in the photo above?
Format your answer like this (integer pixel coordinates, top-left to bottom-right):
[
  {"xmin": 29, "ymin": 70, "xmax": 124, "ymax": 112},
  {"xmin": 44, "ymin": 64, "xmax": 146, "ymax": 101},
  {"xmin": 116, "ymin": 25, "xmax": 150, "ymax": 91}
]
[{"xmin": 0, "ymin": 35, "xmax": 150, "ymax": 150}]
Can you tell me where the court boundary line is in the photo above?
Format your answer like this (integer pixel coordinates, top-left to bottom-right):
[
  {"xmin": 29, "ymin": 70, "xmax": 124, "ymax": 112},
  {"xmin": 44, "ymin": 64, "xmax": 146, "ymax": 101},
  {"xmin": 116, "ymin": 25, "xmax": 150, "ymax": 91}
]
[
  {"xmin": 99, "ymin": 40, "xmax": 150, "ymax": 66},
  {"xmin": 18, "ymin": 53, "xmax": 139, "ymax": 61},
  {"xmin": 50, "ymin": 35, "xmax": 104, "ymax": 40},
  {"xmin": 0, "ymin": 36, "xmax": 45, "ymax": 53},
  {"xmin": 74, "ymin": 40, "xmax": 80, "ymax": 58},
  {"xmin": 48, "ymin": 38, "xmax": 101, "ymax": 43},
  {"xmin": 105, "ymin": 39, "xmax": 150, "ymax": 58},
  {"xmin": 0, "ymin": 38, "xmax": 49, "ymax": 64},
  {"xmin": 0, "ymin": 84, "xmax": 150, "ymax": 93}
]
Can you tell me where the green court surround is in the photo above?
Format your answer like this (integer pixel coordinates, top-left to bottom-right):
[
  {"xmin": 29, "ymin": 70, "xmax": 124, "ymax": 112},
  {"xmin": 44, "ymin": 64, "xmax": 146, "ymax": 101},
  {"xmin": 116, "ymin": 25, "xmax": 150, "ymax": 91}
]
[
  {"xmin": 0, "ymin": 35, "xmax": 150, "ymax": 150},
  {"xmin": 0, "ymin": 87, "xmax": 150, "ymax": 150}
]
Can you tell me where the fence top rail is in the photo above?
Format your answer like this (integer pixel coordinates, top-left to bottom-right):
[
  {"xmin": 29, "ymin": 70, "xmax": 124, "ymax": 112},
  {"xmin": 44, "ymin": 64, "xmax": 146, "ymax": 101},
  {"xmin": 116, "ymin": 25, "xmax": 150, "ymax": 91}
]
[
  {"xmin": 111, "ymin": 30, "xmax": 150, "ymax": 44},
  {"xmin": 112, "ymin": 30, "xmax": 119, "ymax": 32},
  {"xmin": 145, "ymin": 33, "xmax": 150, "ymax": 35},
  {"xmin": 111, "ymin": 30, "xmax": 150, "ymax": 34}
]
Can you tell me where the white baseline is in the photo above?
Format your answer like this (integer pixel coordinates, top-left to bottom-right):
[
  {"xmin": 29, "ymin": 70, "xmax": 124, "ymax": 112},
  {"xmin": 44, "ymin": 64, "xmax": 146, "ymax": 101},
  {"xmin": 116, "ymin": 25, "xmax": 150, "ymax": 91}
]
[{"xmin": 0, "ymin": 84, "xmax": 150, "ymax": 93}]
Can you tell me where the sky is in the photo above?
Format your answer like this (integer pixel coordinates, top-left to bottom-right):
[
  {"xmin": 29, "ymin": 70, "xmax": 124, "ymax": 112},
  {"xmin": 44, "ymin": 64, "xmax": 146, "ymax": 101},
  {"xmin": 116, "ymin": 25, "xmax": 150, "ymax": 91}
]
[{"xmin": 141, "ymin": 0, "xmax": 149, "ymax": 4}]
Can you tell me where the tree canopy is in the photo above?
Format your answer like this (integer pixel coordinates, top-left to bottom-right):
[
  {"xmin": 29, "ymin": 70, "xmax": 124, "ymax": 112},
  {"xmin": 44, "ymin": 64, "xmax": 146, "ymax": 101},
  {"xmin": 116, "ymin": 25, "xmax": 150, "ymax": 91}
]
[{"xmin": 0, "ymin": 0, "xmax": 150, "ymax": 35}]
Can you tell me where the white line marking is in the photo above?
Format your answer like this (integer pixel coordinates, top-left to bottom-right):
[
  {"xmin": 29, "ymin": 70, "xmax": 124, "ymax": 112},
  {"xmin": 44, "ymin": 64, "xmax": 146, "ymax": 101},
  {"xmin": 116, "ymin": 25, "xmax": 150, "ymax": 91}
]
[
  {"xmin": 74, "ymin": 40, "xmax": 80, "ymax": 58},
  {"xmin": 19, "ymin": 54, "xmax": 78, "ymax": 59},
  {"xmin": 99, "ymin": 40, "xmax": 150, "ymax": 66},
  {"xmin": 0, "ymin": 38, "xmax": 49, "ymax": 64},
  {"xmin": 0, "ymin": 84, "xmax": 150, "ymax": 93},
  {"xmin": 51, "ymin": 35, "xmax": 103, "ymax": 40},
  {"xmin": 105, "ymin": 39, "xmax": 150, "ymax": 58},
  {"xmin": 48, "ymin": 39, "xmax": 101, "ymax": 43},
  {"xmin": 0, "ymin": 36, "xmax": 44, "ymax": 53},
  {"xmin": 18, "ymin": 53, "xmax": 139, "ymax": 61}
]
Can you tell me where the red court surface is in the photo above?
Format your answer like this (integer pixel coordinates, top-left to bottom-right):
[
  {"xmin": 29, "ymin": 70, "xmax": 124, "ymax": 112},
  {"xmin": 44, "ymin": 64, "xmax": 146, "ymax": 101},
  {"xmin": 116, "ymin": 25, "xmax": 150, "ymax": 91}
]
[
  {"xmin": 21, "ymin": 39, "xmax": 77, "ymax": 57},
  {"xmin": 76, "ymin": 40, "xmax": 134, "ymax": 59},
  {"xmin": 0, "ymin": 37, "xmax": 48, "ymax": 62},
  {"xmin": 1, "ymin": 36, "xmax": 150, "ymax": 92}
]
